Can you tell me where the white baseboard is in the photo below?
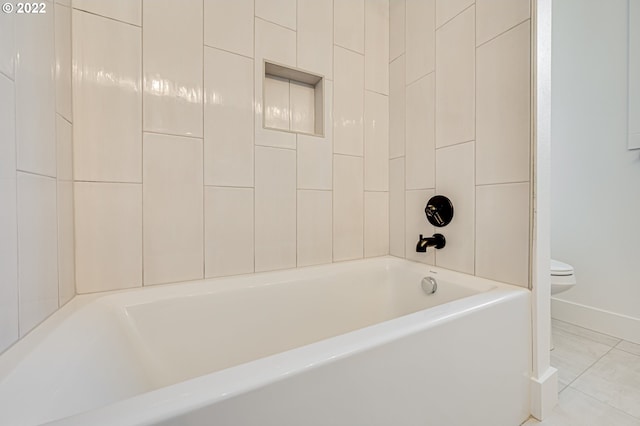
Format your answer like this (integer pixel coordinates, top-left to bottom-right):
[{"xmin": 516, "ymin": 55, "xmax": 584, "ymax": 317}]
[
  {"xmin": 530, "ymin": 367, "xmax": 558, "ymax": 420},
  {"xmin": 551, "ymin": 298, "xmax": 640, "ymax": 344}
]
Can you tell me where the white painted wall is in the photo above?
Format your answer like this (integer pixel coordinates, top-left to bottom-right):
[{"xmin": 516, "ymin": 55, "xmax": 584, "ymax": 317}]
[{"xmin": 551, "ymin": 0, "xmax": 640, "ymax": 341}]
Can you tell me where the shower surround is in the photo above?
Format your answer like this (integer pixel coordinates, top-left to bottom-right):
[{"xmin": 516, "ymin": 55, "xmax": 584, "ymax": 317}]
[{"xmin": 0, "ymin": 0, "xmax": 533, "ymax": 357}]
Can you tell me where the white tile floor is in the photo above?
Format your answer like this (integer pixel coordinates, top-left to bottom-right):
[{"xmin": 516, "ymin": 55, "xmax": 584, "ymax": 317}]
[{"xmin": 523, "ymin": 320, "xmax": 640, "ymax": 425}]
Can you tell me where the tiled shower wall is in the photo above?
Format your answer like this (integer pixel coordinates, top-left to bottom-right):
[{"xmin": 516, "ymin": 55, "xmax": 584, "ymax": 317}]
[
  {"xmin": 389, "ymin": 0, "xmax": 532, "ymax": 287},
  {"xmin": 71, "ymin": 0, "xmax": 390, "ymax": 292},
  {"xmin": 0, "ymin": 0, "xmax": 75, "ymax": 353}
]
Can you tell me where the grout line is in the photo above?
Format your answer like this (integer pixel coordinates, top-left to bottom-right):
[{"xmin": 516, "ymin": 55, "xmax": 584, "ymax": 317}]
[
  {"xmin": 363, "ymin": 0, "xmax": 366, "ymax": 260},
  {"xmin": 70, "ymin": 1, "xmax": 77, "ymax": 299},
  {"xmin": 202, "ymin": 0, "xmax": 205, "ymax": 280},
  {"xmin": 56, "ymin": 112, "xmax": 72, "ymax": 126},
  {"xmin": 562, "ymin": 345, "xmax": 617, "ymax": 391},
  {"xmin": 72, "ymin": 7, "xmax": 141, "ymax": 28},
  {"xmin": 435, "ymin": 139, "xmax": 475, "ymax": 150},
  {"xmin": 254, "ymin": 16, "xmax": 296, "ymax": 33},
  {"xmin": 0, "ymin": 69, "xmax": 14, "ymax": 83},
  {"xmin": 12, "ymin": 28, "xmax": 20, "ymax": 339},
  {"xmin": 365, "ymin": 87, "xmax": 389, "ymax": 97},
  {"xmin": 15, "ymin": 170, "xmax": 57, "ymax": 180},
  {"xmin": 140, "ymin": 0, "xmax": 145, "ymax": 287},
  {"xmin": 432, "ymin": 0, "xmax": 437, "ymax": 268},
  {"xmin": 334, "ymin": 43, "xmax": 365, "ymax": 57},
  {"xmin": 294, "ymin": 0, "xmax": 298, "ymax": 268},
  {"xmin": 435, "ymin": 3, "xmax": 475, "ymax": 32},
  {"xmin": 613, "ymin": 340, "xmax": 640, "ymax": 357},
  {"xmin": 568, "ymin": 387, "xmax": 640, "ymax": 421},
  {"xmin": 203, "ymin": 43, "xmax": 254, "ymax": 61},
  {"xmin": 296, "ymin": 188, "xmax": 332, "ymax": 192},
  {"xmin": 255, "ymin": 143, "xmax": 297, "ymax": 151},
  {"xmin": 253, "ymin": 0, "xmax": 256, "ymax": 274},
  {"xmin": 331, "ymin": 0, "xmax": 335, "ymax": 263},
  {"xmin": 389, "ymin": 53, "xmax": 404, "ymax": 67},
  {"xmin": 74, "ymin": 180, "xmax": 143, "ymax": 185},
  {"xmin": 333, "ymin": 152, "xmax": 364, "ymax": 159},
  {"xmin": 476, "ymin": 17, "xmax": 531, "ymax": 50},
  {"xmin": 475, "ymin": 180, "xmax": 530, "ymax": 188},
  {"xmin": 406, "ymin": 70, "xmax": 435, "ymax": 88},
  {"xmin": 204, "ymin": 183, "xmax": 254, "ymax": 190},
  {"xmin": 402, "ymin": 0, "xmax": 408, "ymax": 261},
  {"xmin": 52, "ymin": 2, "xmax": 60, "ymax": 309},
  {"xmin": 554, "ymin": 319, "xmax": 622, "ymax": 347},
  {"xmin": 473, "ymin": 1, "xmax": 477, "ymax": 277},
  {"xmin": 142, "ymin": 130, "xmax": 203, "ymax": 140}
]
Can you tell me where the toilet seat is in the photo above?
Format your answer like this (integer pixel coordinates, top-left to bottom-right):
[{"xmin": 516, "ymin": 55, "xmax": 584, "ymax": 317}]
[{"xmin": 551, "ymin": 259, "xmax": 574, "ymax": 276}]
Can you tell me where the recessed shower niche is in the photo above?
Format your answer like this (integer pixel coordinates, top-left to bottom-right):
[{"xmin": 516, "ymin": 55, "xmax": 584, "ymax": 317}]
[{"xmin": 263, "ymin": 61, "xmax": 324, "ymax": 137}]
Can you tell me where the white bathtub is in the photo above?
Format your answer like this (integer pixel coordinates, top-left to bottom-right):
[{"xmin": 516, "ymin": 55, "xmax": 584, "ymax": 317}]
[{"xmin": 0, "ymin": 257, "xmax": 531, "ymax": 426}]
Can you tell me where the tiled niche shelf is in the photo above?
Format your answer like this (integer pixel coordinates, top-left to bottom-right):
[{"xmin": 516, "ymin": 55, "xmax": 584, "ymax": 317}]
[{"xmin": 263, "ymin": 61, "xmax": 324, "ymax": 137}]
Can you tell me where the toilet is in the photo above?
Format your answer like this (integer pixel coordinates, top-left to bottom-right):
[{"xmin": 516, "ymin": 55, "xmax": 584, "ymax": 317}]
[
  {"xmin": 550, "ymin": 259, "xmax": 576, "ymax": 350},
  {"xmin": 551, "ymin": 259, "xmax": 576, "ymax": 295}
]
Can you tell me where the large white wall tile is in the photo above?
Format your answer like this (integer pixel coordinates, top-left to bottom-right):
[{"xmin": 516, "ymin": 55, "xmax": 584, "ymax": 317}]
[
  {"xmin": 297, "ymin": 190, "xmax": 332, "ymax": 267},
  {"xmin": 290, "ymin": 81, "xmax": 315, "ymax": 134},
  {"xmin": 73, "ymin": 10, "xmax": 141, "ymax": 182},
  {"xmin": 333, "ymin": 155, "xmax": 363, "ymax": 261},
  {"xmin": 364, "ymin": 191, "xmax": 389, "ymax": 257},
  {"xmin": 143, "ymin": 133, "xmax": 203, "ymax": 285},
  {"xmin": 0, "ymin": 12, "xmax": 14, "ymax": 79},
  {"xmin": 15, "ymin": 11, "xmax": 56, "ymax": 177},
  {"xmin": 57, "ymin": 180, "xmax": 75, "ymax": 306},
  {"xmin": 72, "ymin": 0, "xmax": 141, "ymax": 26},
  {"xmin": 435, "ymin": 0, "xmax": 474, "ymax": 28},
  {"xmin": 333, "ymin": 47, "xmax": 364, "ymax": 156},
  {"xmin": 405, "ymin": 0, "xmax": 435, "ymax": 84},
  {"xmin": 75, "ymin": 182, "xmax": 142, "ymax": 293},
  {"xmin": 204, "ymin": 0, "xmax": 253, "ymax": 58},
  {"xmin": 476, "ymin": 0, "xmax": 530, "ymax": 46},
  {"xmin": 389, "ymin": 158, "xmax": 405, "ymax": 257},
  {"xmin": 405, "ymin": 73, "xmax": 435, "ymax": 190},
  {"xmin": 435, "ymin": 142, "xmax": 474, "ymax": 274},
  {"xmin": 204, "ymin": 47, "xmax": 253, "ymax": 187},
  {"xmin": 298, "ymin": 80, "xmax": 333, "ymax": 190},
  {"xmin": 255, "ymin": 147, "xmax": 297, "ymax": 272},
  {"xmin": 205, "ymin": 187, "xmax": 254, "ymax": 278},
  {"xmin": 297, "ymin": 0, "xmax": 332, "ymax": 79},
  {"xmin": 0, "ymin": 75, "xmax": 15, "ymax": 178},
  {"xmin": 389, "ymin": 55, "xmax": 405, "ymax": 159},
  {"xmin": 435, "ymin": 6, "xmax": 475, "ymax": 148},
  {"xmin": 405, "ymin": 189, "xmax": 435, "ymax": 264},
  {"xmin": 256, "ymin": 0, "xmax": 296, "ymax": 30},
  {"xmin": 0, "ymin": 178, "xmax": 18, "ymax": 352},
  {"xmin": 55, "ymin": 3, "xmax": 72, "ymax": 121},
  {"xmin": 334, "ymin": 0, "xmax": 365, "ymax": 53},
  {"xmin": 255, "ymin": 19, "xmax": 296, "ymax": 149},
  {"xmin": 56, "ymin": 115, "xmax": 72, "ymax": 181},
  {"xmin": 476, "ymin": 183, "xmax": 530, "ymax": 287},
  {"xmin": 17, "ymin": 172, "xmax": 58, "ymax": 336},
  {"xmin": 298, "ymin": 135, "xmax": 332, "ymax": 190},
  {"xmin": 365, "ymin": 0, "xmax": 389, "ymax": 95},
  {"xmin": 364, "ymin": 91, "xmax": 389, "ymax": 191},
  {"xmin": 143, "ymin": 0, "xmax": 203, "ymax": 137},
  {"xmin": 390, "ymin": 0, "xmax": 405, "ymax": 61},
  {"xmin": 477, "ymin": 21, "xmax": 531, "ymax": 185}
]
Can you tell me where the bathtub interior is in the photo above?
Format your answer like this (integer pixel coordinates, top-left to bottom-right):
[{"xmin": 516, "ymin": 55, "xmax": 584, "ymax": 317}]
[
  {"xmin": 123, "ymin": 260, "xmax": 492, "ymax": 388},
  {"xmin": 0, "ymin": 257, "xmax": 507, "ymax": 425}
]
